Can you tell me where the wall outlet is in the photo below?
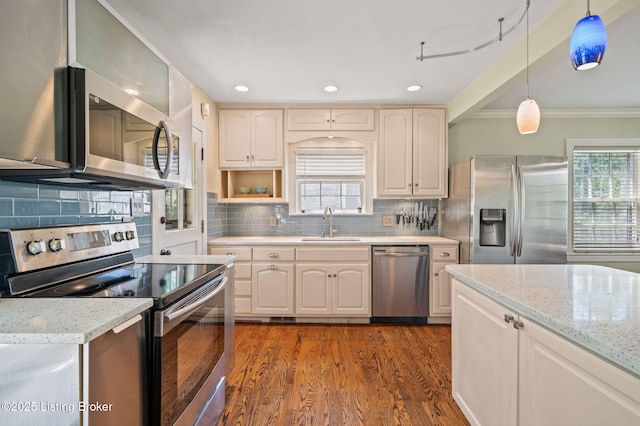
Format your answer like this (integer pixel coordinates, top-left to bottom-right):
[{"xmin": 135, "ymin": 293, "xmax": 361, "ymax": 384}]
[
  {"xmin": 269, "ymin": 215, "xmax": 277, "ymax": 227},
  {"xmin": 383, "ymin": 215, "xmax": 394, "ymax": 226},
  {"xmin": 131, "ymin": 197, "xmax": 145, "ymax": 217}
]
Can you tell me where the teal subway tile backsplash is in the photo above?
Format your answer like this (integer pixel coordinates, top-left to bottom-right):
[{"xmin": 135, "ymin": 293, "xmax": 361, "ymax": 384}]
[
  {"xmin": 206, "ymin": 197, "xmax": 439, "ymax": 239},
  {"xmin": 0, "ymin": 181, "xmax": 152, "ymax": 258}
]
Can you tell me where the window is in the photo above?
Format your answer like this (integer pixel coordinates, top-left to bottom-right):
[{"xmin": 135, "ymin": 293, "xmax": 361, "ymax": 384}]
[
  {"xmin": 569, "ymin": 139, "xmax": 640, "ymax": 256},
  {"xmin": 288, "ymin": 138, "xmax": 373, "ymax": 215}
]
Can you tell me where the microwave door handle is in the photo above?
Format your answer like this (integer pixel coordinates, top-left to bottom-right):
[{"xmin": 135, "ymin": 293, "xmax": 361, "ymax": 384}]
[{"xmin": 152, "ymin": 120, "xmax": 174, "ymax": 179}]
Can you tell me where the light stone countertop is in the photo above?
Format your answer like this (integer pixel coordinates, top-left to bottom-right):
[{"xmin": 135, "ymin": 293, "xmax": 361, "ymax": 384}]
[
  {"xmin": 208, "ymin": 235, "xmax": 458, "ymax": 246},
  {"xmin": 0, "ymin": 298, "xmax": 153, "ymax": 344},
  {"xmin": 445, "ymin": 264, "xmax": 640, "ymax": 377}
]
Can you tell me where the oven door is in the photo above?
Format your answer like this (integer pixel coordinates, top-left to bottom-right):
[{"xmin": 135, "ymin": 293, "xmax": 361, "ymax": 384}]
[{"xmin": 152, "ymin": 272, "xmax": 227, "ymax": 426}]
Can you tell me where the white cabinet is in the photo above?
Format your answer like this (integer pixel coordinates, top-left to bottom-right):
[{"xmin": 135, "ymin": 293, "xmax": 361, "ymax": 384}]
[
  {"xmin": 208, "ymin": 246, "xmax": 253, "ymax": 314},
  {"xmin": 519, "ymin": 317, "xmax": 640, "ymax": 426},
  {"xmin": 287, "ymin": 108, "xmax": 375, "ymax": 131},
  {"xmin": 452, "ymin": 279, "xmax": 640, "ymax": 426},
  {"xmin": 452, "ymin": 279, "xmax": 519, "ymax": 426},
  {"xmin": 219, "ymin": 110, "xmax": 283, "ymax": 168},
  {"xmin": 377, "ymin": 108, "xmax": 447, "ymax": 199},
  {"xmin": 428, "ymin": 245, "xmax": 458, "ymax": 323},
  {"xmin": 296, "ymin": 263, "xmax": 370, "ymax": 316},
  {"xmin": 252, "ymin": 263, "xmax": 294, "ymax": 315},
  {"xmin": 209, "ymin": 243, "xmax": 370, "ymax": 319}
]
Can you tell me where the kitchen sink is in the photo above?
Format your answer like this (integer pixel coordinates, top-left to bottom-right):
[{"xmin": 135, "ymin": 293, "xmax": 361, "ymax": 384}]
[{"xmin": 301, "ymin": 237, "xmax": 361, "ymax": 242}]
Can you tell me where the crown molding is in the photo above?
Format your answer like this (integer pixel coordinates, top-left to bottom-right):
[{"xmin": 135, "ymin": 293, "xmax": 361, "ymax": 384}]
[{"xmin": 471, "ymin": 109, "xmax": 640, "ymax": 119}]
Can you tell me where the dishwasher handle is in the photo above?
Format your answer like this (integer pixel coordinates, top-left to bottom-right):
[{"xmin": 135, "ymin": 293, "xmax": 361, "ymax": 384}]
[{"xmin": 373, "ymin": 251, "xmax": 429, "ymax": 257}]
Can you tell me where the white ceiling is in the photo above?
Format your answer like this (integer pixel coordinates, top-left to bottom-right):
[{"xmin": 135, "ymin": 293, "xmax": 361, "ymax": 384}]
[{"xmin": 103, "ymin": 0, "xmax": 640, "ymax": 121}]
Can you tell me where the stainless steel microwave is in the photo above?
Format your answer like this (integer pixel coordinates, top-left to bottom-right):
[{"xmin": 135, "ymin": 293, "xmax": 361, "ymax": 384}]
[{"xmin": 0, "ymin": 67, "xmax": 182, "ymax": 190}]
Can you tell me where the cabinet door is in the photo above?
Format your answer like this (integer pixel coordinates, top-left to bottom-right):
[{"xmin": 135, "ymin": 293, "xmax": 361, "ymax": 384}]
[
  {"xmin": 287, "ymin": 109, "xmax": 331, "ymax": 131},
  {"xmin": 429, "ymin": 261, "xmax": 452, "ymax": 317},
  {"xmin": 251, "ymin": 110, "xmax": 283, "ymax": 167},
  {"xmin": 331, "ymin": 109, "xmax": 375, "ymax": 131},
  {"xmin": 332, "ymin": 264, "xmax": 370, "ymax": 316},
  {"xmin": 296, "ymin": 264, "xmax": 332, "ymax": 315},
  {"xmin": 219, "ymin": 110, "xmax": 251, "ymax": 167},
  {"xmin": 251, "ymin": 263, "xmax": 294, "ymax": 315},
  {"xmin": 519, "ymin": 318, "xmax": 640, "ymax": 426},
  {"xmin": 378, "ymin": 109, "xmax": 413, "ymax": 196},
  {"xmin": 413, "ymin": 108, "xmax": 447, "ymax": 198},
  {"xmin": 452, "ymin": 279, "xmax": 518, "ymax": 426}
]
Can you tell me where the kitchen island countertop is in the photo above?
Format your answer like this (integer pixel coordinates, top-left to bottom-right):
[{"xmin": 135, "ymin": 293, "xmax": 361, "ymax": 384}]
[
  {"xmin": 0, "ymin": 298, "xmax": 153, "ymax": 345},
  {"xmin": 446, "ymin": 264, "xmax": 640, "ymax": 377}
]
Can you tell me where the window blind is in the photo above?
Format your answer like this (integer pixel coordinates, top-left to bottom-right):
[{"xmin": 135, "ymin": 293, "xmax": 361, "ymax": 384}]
[
  {"xmin": 573, "ymin": 150, "xmax": 640, "ymax": 251},
  {"xmin": 296, "ymin": 150, "xmax": 365, "ymax": 177}
]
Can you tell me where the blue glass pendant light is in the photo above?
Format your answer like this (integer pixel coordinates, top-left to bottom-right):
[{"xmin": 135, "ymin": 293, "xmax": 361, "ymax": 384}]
[{"xmin": 570, "ymin": 0, "xmax": 607, "ymax": 70}]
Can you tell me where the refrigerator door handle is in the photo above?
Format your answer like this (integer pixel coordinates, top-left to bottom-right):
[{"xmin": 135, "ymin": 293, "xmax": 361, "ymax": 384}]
[
  {"xmin": 517, "ymin": 164, "xmax": 525, "ymax": 257},
  {"xmin": 510, "ymin": 164, "xmax": 518, "ymax": 257}
]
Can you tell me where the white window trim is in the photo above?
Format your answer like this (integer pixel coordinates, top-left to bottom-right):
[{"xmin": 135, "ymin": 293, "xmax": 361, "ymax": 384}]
[
  {"xmin": 286, "ymin": 138, "xmax": 374, "ymax": 216},
  {"xmin": 567, "ymin": 138, "xmax": 640, "ymax": 262}
]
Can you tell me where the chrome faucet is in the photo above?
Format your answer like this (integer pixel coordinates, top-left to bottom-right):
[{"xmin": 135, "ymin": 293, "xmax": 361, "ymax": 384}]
[{"xmin": 323, "ymin": 207, "xmax": 336, "ymax": 238}]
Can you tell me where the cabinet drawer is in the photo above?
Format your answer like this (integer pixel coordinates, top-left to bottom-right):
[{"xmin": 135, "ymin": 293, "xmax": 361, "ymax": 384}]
[
  {"xmin": 296, "ymin": 247, "xmax": 370, "ymax": 262},
  {"xmin": 209, "ymin": 246, "xmax": 252, "ymax": 261},
  {"xmin": 253, "ymin": 247, "xmax": 295, "ymax": 261},
  {"xmin": 431, "ymin": 245, "xmax": 458, "ymax": 262},
  {"xmin": 235, "ymin": 279, "xmax": 252, "ymax": 297},
  {"xmin": 235, "ymin": 297, "xmax": 252, "ymax": 314},
  {"xmin": 234, "ymin": 263, "xmax": 252, "ymax": 279}
]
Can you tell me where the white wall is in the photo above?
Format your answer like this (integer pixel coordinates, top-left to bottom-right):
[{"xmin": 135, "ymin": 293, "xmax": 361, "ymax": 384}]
[
  {"xmin": 449, "ymin": 114, "xmax": 640, "ymax": 165},
  {"xmin": 191, "ymin": 86, "xmax": 219, "ymax": 192}
]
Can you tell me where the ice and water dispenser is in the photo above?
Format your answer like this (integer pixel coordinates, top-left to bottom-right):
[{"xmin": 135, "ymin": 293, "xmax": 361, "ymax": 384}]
[{"xmin": 479, "ymin": 208, "xmax": 506, "ymax": 246}]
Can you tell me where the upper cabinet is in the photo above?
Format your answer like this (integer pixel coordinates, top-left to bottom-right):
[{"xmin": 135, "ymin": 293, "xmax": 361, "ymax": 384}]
[
  {"xmin": 287, "ymin": 109, "xmax": 375, "ymax": 131},
  {"xmin": 377, "ymin": 108, "xmax": 448, "ymax": 199},
  {"xmin": 219, "ymin": 110, "xmax": 284, "ymax": 169}
]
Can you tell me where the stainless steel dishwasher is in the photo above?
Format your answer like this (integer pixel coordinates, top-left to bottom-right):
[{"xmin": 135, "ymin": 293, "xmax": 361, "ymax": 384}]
[{"xmin": 372, "ymin": 245, "xmax": 429, "ymax": 323}]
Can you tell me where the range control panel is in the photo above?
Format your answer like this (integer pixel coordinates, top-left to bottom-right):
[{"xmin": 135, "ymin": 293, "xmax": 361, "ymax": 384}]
[{"xmin": 1, "ymin": 222, "xmax": 139, "ymax": 273}]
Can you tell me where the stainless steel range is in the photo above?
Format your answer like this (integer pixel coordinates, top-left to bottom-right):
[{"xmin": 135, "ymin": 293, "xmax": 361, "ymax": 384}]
[{"xmin": 0, "ymin": 222, "xmax": 228, "ymax": 425}]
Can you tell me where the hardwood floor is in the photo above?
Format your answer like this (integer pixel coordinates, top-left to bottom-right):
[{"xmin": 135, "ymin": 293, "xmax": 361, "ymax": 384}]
[{"xmin": 221, "ymin": 323, "xmax": 469, "ymax": 426}]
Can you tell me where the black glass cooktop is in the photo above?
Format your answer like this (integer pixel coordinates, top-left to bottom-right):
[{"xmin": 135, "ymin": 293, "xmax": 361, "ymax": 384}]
[{"xmin": 25, "ymin": 262, "xmax": 225, "ymax": 308}]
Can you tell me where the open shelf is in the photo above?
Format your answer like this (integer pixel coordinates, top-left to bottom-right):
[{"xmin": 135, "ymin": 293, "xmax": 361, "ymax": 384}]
[{"xmin": 219, "ymin": 169, "xmax": 284, "ymax": 203}]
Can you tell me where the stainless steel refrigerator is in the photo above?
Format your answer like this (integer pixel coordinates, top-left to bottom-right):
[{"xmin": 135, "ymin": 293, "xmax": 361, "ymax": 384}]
[{"xmin": 441, "ymin": 155, "xmax": 567, "ymax": 264}]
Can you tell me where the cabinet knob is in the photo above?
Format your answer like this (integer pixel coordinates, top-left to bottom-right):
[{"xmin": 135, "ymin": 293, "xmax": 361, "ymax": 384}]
[
  {"xmin": 513, "ymin": 321, "xmax": 524, "ymax": 329},
  {"xmin": 504, "ymin": 314, "xmax": 514, "ymax": 324},
  {"xmin": 246, "ymin": 155, "xmax": 250, "ymax": 161},
  {"xmin": 440, "ymin": 252, "xmax": 450, "ymax": 257},
  {"xmin": 407, "ymin": 184, "xmax": 412, "ymax": 188},
  {"xmin": 414, "ymin": 183, "xmax": 418, "ymax": 186}
]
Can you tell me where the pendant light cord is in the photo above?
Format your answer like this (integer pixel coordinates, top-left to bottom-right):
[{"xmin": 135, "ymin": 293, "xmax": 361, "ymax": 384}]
[{"xmin": 525, "ymin": 0, "xmax": 530, "ymax": 99}]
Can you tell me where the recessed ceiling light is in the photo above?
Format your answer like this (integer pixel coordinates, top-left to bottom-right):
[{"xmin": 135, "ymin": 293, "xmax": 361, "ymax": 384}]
[
  {"xmin": 407, "ymin": 85, "xmax": 422, "ymax": 92},
  {"xmin": 124, "ymin": 88, "xmax": 139, "ymax": 96},
  {"xmin": 234, "ymin": 85, "xmax": 249, "ymax": 92},
  {"xmin": 324, "ymin": 85, "xmax": 339, "ymax": 93}
]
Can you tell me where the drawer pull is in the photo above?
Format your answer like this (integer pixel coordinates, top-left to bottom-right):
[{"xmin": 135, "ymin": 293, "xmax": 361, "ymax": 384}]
[
  {"xmin": 226, "ymin": 252, "xmax": 236, "ymax": 256},
  {"xmin": 268, "ymin": 265, "xmax": 278, "ymax": 270},
  {"xmin": 440, "ymin": 252, "xmax": 451, "ymax": 257},
  {"xmin": 268, "ymin": 252, "xmax": 279, "ymax": 258}
]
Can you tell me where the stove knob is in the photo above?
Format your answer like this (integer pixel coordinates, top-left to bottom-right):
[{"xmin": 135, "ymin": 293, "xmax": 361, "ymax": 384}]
[
  {"xmin": 26, "ymin": 240, "xmax": 46, "ymax": 255},
  {"xmin": 48, "ymin": 238, "xmax": 66, "ymax": 252},
  {"xmin": 125, "ymin": 230, "xmax": 135, "ymax": 240},
  {"xmin": 113, "ymin": 231, "xmax": 125, "ymax": 242}
]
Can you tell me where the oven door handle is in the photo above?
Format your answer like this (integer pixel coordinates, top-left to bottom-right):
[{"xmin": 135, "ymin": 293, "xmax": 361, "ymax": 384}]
[{"xmin": 164, "ymin": 275, "xmax": 227, "ymax": 322}]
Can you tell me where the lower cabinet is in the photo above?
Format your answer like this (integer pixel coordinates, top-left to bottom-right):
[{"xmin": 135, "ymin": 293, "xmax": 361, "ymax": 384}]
[
  {"xmin": 252, "ymin": 263, "xmax": 294, "ymax": 315},
  {"xmin": 452, "ymin": 279, "xmax": 640, "ymax": 426},
  {"xmin": 296, "ymin": 263, "xmax": 370, "ymax": 316},
  {"xmin": 428, "ymin": 244, "xmax": 458, "ymax": 323},
  {"xmin": 209, "ymin": 244, "xmax": 371, "ymax": 319}
]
